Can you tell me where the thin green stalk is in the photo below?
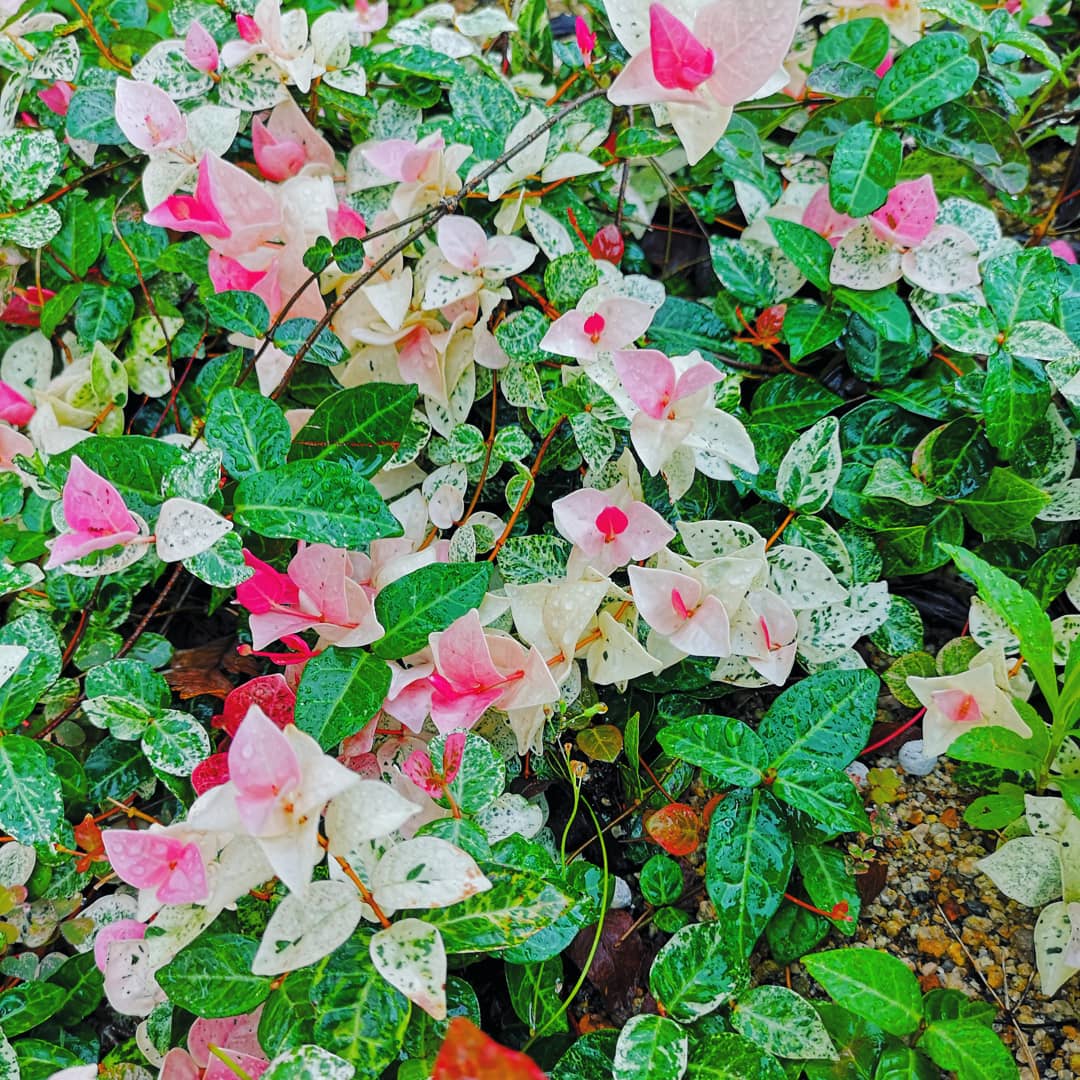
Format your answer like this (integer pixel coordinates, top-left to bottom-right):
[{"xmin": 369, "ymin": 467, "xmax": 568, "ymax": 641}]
[{"xmin": 525, "ymin": 795, "xmax": 609, "ymax": 1051}]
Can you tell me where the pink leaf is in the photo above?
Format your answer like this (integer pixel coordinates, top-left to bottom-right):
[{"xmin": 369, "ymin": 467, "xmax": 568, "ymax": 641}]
[
  {"xmin": 191, "ymin": 752, "xmax": 230, "ymax": 795},
  {"xmin": 229, "ymin": 704, "xmax": 302, "ymax": 832},
  {"xmin": 114, "ymin": 78, "xmax": 187, "ymax": 152},
  {"xmin": 100, "ymin": 830, "xmax": 208, "ymax": 903},
  {"xmin": 870, "ymin": 175, "xmax": 939, "ymax": 247},
  {"xmin": 441, "ymin": 731, "xmax": 466, "ymax": 784},
  {"xmin": 650, "ymin": 4, "xmax": 715, "ymax": 91},
  {"xmin": 252, "ymin": 116, "xmax": 307, "ymax": 181},
  {"xmin": 328, "ymin": 202, "xmax": 366, "ymax": 243},
  {"xmin": 92, "ymin": 918, "xmax": 145, "ymax": 974},
  {"xmin": 145, "ymin": 155, "xmax": 231, "ymax": 239},
  {"xmin": 0, "ymin": 380, "xmax": 34, "ymax": 425},
  {"xmin": 218, "ymin": 674, "xmax": 296, "ymax": 736},
  {"xmin": 401, "ymin": 749, "xmax": 442, "ymax": 796},
  {"xmin": 37, "ymin": 81, "xmax": 73, "ymax": 117},
  {"xmin": 437, "ymin": 216, "xmax": 489, "ymax": 273},
  {"xmin": 613, "ymin": 349, "xmax": 676, "ymax": 419},
  {"xmin": 236, "ymin": 549, "xmax": 299, "ymax": 614},
  {"xmin": 184, "ymin": 21, "xmax": 219, "ymax": 72}
]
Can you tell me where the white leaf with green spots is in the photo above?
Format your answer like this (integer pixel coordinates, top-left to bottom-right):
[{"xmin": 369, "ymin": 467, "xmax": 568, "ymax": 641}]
[
  {"xmin": 263, "ymin": 1046, "xmax": 356, "ymax": 1080},
  {"xmin": 1035, "ymin": 902, "xmax": 1080, "ymax": 997},
  {"xmin": 253, "ymin": 881, "xmax": 365, "ymax": 976},
  {"xmin": 155, "ymin": 498, "xmax": 233, "ymax": 563},
  {"xmin": 767, "ymin": 546, "xmax": 847, "ymax": 610},
  {"xmin": 776, "ymin": 417, "xmax": 843, "ymax": 513},
  {"xmin": 0, "ymin": 129, "xmax": 62, "ymax": 209},
  {"xmin": 977, "ymin": 836, "xmax": 1062, "ymax": 907},
  {"xmin": 131, "ymin": 40, "xmax": 215, "ymax": 100},
  {"xmin": 372, "ymin": 836, "xmax": 491, "ymax": 914},
  {"xmin": 370, "ymin": 918, "xmax": 448, "ymax": 1020},
  {"xmin": 141, "ymin": 710, "xmax": 211, "ymax": 776},
  {"xmin": 0, "ymin": 736, "xmax": 63, "ymax": 845},
  {"xmin": 0, "ymin": 204, "xmax": 62, "ymax": 248},
  {"xmin": 614, "ymin": 1014, "xmax": 689, "ymax": 1080},
  {"xmin": 1038, "ymin": 480, "xmax": 1080, "ymax": 523},
  {"xmin": 1007, "ymin": 321, "xmax": 1080, "ymax": 362}
]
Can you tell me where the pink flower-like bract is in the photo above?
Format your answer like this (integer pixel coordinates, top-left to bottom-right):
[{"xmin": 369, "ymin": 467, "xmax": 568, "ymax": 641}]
[{"xmin": 100, "ymin": 829, "xmax": 209, "ymax": 904}]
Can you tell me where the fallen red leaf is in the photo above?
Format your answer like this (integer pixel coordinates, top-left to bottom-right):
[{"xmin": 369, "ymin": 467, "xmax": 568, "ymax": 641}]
[{"xmin": 432, "ymin": 1018, "xmax": 546, "ymax": 1080}]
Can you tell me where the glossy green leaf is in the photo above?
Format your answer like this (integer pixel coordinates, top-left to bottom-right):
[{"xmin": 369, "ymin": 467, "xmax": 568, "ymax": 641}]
[
  {"xmin": 657, "ymin": 714, "xmax": 766, "ymax": 788},
  {"xmin": 829, "ymin": 122, "xmax": 902, "ymax": 216},
  {"xmin": 649, "ymin": 921, "xmax": 749, "ymax": 1022},
  {"xmin": 803, "ymin": 948, "xmax": 922, "ymax": 1036},
  {"xmin": 876, "ymin": 32, "xmax": 978, "ymax": 120},
  {"xmin": 614, "ymin": 1014, "xmax": 688, "ymax": 1080},
  {"xmin": 205, "ymin": 388, "xmax": 292, "ymax": 479},
  {"xmin": 732, "ymin": 985, "xmax": 837, "ymax": 1060},
  {"xmin": 0, "ymin": 737, "xmax": 63, "ymax": 845},
  {"xmin": 295, "ymin": 647, "xmax": 391, "ymax": 750},
  {"xmin": 157, "ymin": 934, "xmax": 272, "ymax": 1018}
]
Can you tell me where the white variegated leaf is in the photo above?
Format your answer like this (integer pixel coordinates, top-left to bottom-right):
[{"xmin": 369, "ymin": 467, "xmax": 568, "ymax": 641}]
[
  {"xmin": 371, "ymin": 836, "xmax": 490, "ymax": 913},
  {"xmin": 370, "ymin": 918, "xmax": 447, "ymax": 1020}
]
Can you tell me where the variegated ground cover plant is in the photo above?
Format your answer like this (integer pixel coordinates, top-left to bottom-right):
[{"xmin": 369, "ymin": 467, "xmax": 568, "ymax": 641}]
[{"xmin": 0, "ymin": 0, "xmax": 1075, "ymax": 1075}]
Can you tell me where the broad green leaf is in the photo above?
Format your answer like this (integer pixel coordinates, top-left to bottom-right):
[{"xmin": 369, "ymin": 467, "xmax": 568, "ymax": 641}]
[
  {"xmin": 289, "ymin": 384, "xmax": 417, "ymax": 477},
  {"xmin": 814, "ymin": 17, "xmax": 890, "ymax": 69},
  {"xmin": 796, "ymin": 843, "xmax": 861, "ymax": 937},
  {"xmin": 551, "ymin": 1030, "xmax": 619, "ymax": 1080},
  {"xmin": 639, "ymin": 854, "xmax": 684, "ymax": 906},
  {"xmin": 768, "ymin": 219, "xmax": 834, "ymax": 292},
  {"xmin": 684, "ymin": 1033, "xmax": 786, "ymax": 1079},
  {"xmin": 157, "ymin": 934, "xmax": 272, "ymax": 1018},
  {"xmin": 781, "ymin": 303, "xmax": 848, "ymax": 364},
  {"xmin": 957, "ymin": 468, "xmax": 1051, "ymax": 537},
  {"xmin": 0, "ymin": 982, "xmax": 66, "ymax": 1036},
  {"xmin": 732, "ymin": 985, "xmax": 837, "ymax": 1060},
  {"xmin": 506, "ymin": 957, "xmax": 567, "ymax": 1036},
  {"xmin": 313, "ymin": 933, "xmax": 412, "ymax": 1075},
  {"xmin": 803, "ymin": 948, "xmax": 922, "ymax": 1036},
  {"xmin": 273, "ymin": 318, "xmax": 346, "ymax": 367},
  {"xmin": 657, "ymin": 714, "xmax": 766, "ymax": 788},
  {"xmin": 234, "ymin": 461, "xmax": 402, "ymax": 548},
  {"xmin": 705, "ymin": 789, "xmax": 793, "ymax": 960},
  {"xmin": 205, "ymin": 388, "xmax": 292, "ymax": 479},
  {"xmin": 751, "ymin": 374, "xmax": 843, "ymax": 430},
  {"xmin": 759, "ymin": 670, "xmax": 880, "ymax": 772},
  {"xmin": 912, "ymin": 417, "xmax": 993, "ymax": 500},
  {"xmin": 142, "ymin": 710, "xmax": 211, "ymax": 775},
  {"xmin": 614, "ymin": 1014, "xmax": 689, "ymax": 1080},
  {"xmin": 876, "ymin": 32, "xmax": 978, "ymax": 119},
  {"xmin": 983, "ymin": 248, "xmax": 1060, "ymax": 329},
  {"xmin": 710, "ymin": 236, "xmax": 777, "ymax": 306},
  {"xmin": 917, "ymin": 1018, "xmax": 1019, "ymax": 1080},
  {"xmin": 834, "ymin": 287, "xmax": 913, "ymax": 343},
  {"xmin": 74, "ymin": 283, "xmax": 135, "ymax": 345},
  {"xmin": 982, "ymin": 350, "xmax": 1050, "ymax": 460},
  {"xmin": 371, "ymin": 563, "xmax": 492, "ymax": 660},
  {"xmin": 0, "ymin": 737, "xmax": 63, "ymax": 844},
  {"xmin": 942, "ymin": 545, "xmax": 1057, "ymax": 709},
  {"xmin": 829, "ymin": 122, "xmax": 902, "ymax": 216},
  {"xmin": 295, "ymin": 647, "xmax": 391, "ymax": 750},
  {"xmin": 0, "ymin": 130, "xmax": 62, "ymax": 209},
  {"xmin": 649, "ymin": 921, "xmax": 749, "ymax": 1022},
  {"xmin": 0, "ymin": 612, "xmax": 62, "ymax": 730},
  {"xmin": 921, "ymin": 303, "xmax": 998, "ymax": 355},
  {"xmin": 432, "ymin": 731, "xmax": 505, "ymax": 815},
  {"xmin": 772, "ymin": 765, "xmax": 872, "ymax": 835},
  {"xmin": 204, "ymin": 290, "xmax": 270, "ymax": 338}
]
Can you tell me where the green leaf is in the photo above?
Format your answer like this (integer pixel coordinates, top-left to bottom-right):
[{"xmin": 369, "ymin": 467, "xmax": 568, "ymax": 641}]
[
  {"xmin": 273, "ymin": 319, "xmax": 346, "ymax": 367},
  {"xmin": 803, "ymin": 948, "xmax": 923, "ymax": 1036},
  {"xmin": 751, "ymin": 374, "xmax": 843, "ymax": 430},
  {"xmin": 922, "ymin": 303, "xmax": 999, "ymax": 355},
  {"xmin": 814, "ymin": 17, "xmax": 890, "ymax": 69},
  {"xmin": 431, "ymin": 731, "xmax": 504, "ymax": 815},
  {"xmin": 371, "ymin": 563, "xmax": 492, "ymax": 660},
  {"xmin": 649, "ymin": 921, "xmax": 749, "ymax": 1022},
  {"xmin": 684, "ymin": 1033, "xmax": 786, "ymax": 1079},
  {"xmin": 156, "ymin": 935, "xmax": 272, "ymax": 1018},
  {"xmin": 732, "ymin": 985, "xmax": 837, "ymax": 1060},
  {"xmin": 85, "ymin": 735, "xmax": 154, "ymax": 804},
  {"xmin": 206, "ymin": 388, "xmax": 292, "ymax": 479},
  {"xmin": 0, "ymin": 130, "xmax": 62, "ymax": 210},
  {"xmin": 657, "ymin": 714, "xmax": 766, "ymax": 788},
  {"xmin": 706, "ymin": 789, "xmax": 793, "ymax": 960},
  {"xmin": 781, "ymin": 302, "xmax": 848, "ymax": 364},
  {"xmin": 506, "ymin": 957, "xmax": 567, "ymax": 1036},
  {"xmin": 768, "ymin": 219, "xmax": 834, "ymax": 293},
  {"xmin": 295, "ymin": 647, "xmax": 391, "ymax": 750},
  {"xmin": 552, "ymin": 1031, "xmax": 618, "ymax": 1080},
  {"xmin": 204, "ymin": 290, "xmax": 271, "ymax": 338},
  {"xmin": 310, "ymin": 933, "xmax": 410, "ymax": 1075},
  {"xmin": 74, "ymin": 283, "xmax": 134, "ymax": 345},
  {"xmin": 912, "ymin": 417, "xmax": 994, "ymax": 500},
  {"xmin": 234, "ymin": 461, "xmax": 402, "ymax": 548},
  {"xmin": 942, "ymin": 545, "xmax": 1057, "ymax": 709},
  {"xmin": 710, "ymin": 237, "xmax": 777, "ymax": 306},
  {"xmin": 142, "ymin": 711, "xmax": 211, "ymax": 775},
  {"xmin": 796, "ymin": 843, "xmax": 861, "ymax": 937},
  {"xmin": 614, "ymin": 1013, "xmax": 689, "ymax": 1080},
  {"xmin": 982, "ymin": 350, "xmax": 1050, "ymax": 460},
  {"xmin": 947, "ymin": 701, "xmax": 1049, "ymax": 777},
  {"xmin": 957, "ymin": 468, "xmax": 1050, "ymax": 536},
  {"xmin": 759, "ymin": 670, "xmax": 880, "ymax": 772},
  {"xmin": 772, "ymin": 766, "xmax": 872, "ymax": 834},
  {"xmin": 545, "ymin": 252, "xmax": 600, "ymax": 311},
  {"xmin": 0, "ymin": 982, "xmax": 66, "ymax": 1036},
  {"xmin": 0, "ymin": 737, "xmax": 63, "ymax": 844},
  {"xmin": 984, "ymin": 248, "xmax": 1060, "ymax": 329},
  {"xmin": 834, "ymin": 287, "xmax": 913, "ymax": 343},
  {"xmin": 0, "ymin": 612, "xmax": 62, "ymax": 731},
  {"xmin": 639, "ymin": 854, "xmax": 684, "ymax": 906},
  {"xmin": 48, "ymin": 950, "xmax": 104, "ymax": 1026},
  {"xmin": 289, "ymin": 384, "xmax": 416, "ymax": 477},
  {"xmin": 497, "ymin": 534, "xmax": 572, "ymax": 585},
  {"xmin": 876, "ymin": 32, "xmax": 978, "ymax": 119},
  {"xmin": 829, "ymin": 122, "xmax": 902, "ymax": 216},
  {"xmin": 423, "ymin": 866, "xmax": 573, "ymax": 952},
  {"xmin": 917, "ymin": 1018, "xmax": 1019, "ymax": 1080},
  {"xmin": 875, "ymin": 1046, "xmax": 940, "ymax": 1080}
]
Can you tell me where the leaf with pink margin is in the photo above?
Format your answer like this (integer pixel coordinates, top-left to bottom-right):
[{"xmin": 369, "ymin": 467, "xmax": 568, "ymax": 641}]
[
  {"xmin": 229, "ymin": 705, "xmax": 303, "ymax": 834},
  {"xmin": 614, "ymin": 349, "xmax": 677, "ymax": 419}
]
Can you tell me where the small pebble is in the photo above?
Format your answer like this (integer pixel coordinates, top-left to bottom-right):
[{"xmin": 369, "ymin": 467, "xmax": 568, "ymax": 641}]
[
  {"xmin": 610, "ymin": 876, "xmax": 632, "ymax": 910},
  {"xmin": 899, "ymin": 740, "xmax": 939, "ymax": 776}
]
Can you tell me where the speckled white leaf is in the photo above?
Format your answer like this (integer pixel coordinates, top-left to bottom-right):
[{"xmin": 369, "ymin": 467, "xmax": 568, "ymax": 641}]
[
  {"xmin": 262, "ymin": 1046, "xmax": 355, "ymax": 1080},
  {"xmin": 29, "ymin": 36, "xmax": 80, "ymax": 81},
  {"xmin": 768, "ymin": 545, "xmax": 847, "ymax": 610},
  {"xmin": 1007, "ymin": 321, "xmax": 1080, "ymax": 362},
  {"xmin": 370, "ymin": 918, "xmax": 447, "ymax": 1020},
  {"xmin": 1038, "ymin": 480, "xmax": 1080, "ymax": 523},
  {"xmin": 830, "ymin": 222, "xmax": 903, "ymax": 291},
  {"xmin": 131, "ymin": 40, "xmax": 214, "ymax": 100},
  {"xmin": 2, "ymin": 331, "xmax": 52, "ymax": 392},
  {"xmin": 325, "ymin": 780, "xmax": 422, "ymax": 855},
  {"xmin": 679, "ymin": 520, "xmax": 765, "ymax": 560},
  {"xmin": 977, "ymin": 836, "xmax": 1062, "ymax": 907},
  {"xmin": 0, "ymin": 205, "xmax": 61, "ymax": 248},
  {"xmin": 1025, "ymin": 795, "xmax": 1071, "ymax": 839},
  {"xmin": 474, "ymin": 792, "xmax": 544, "ymax": 843},
  {"xmin": 371, "ymin": 836, "xmax": 490, "ymax": 913},
  {"xmin": 524, "ymin": 205, "xmax": 574, "ymax": 260},
  {"xmin": 920, "ymin": 302, "xmax": 998, "ymax": 355},
  {"xmin": 938, "ymin": 197, "xmax": 1001, "ymax": 256},
  {"xmin": 1053, "ymin": 616, "xmax": 1080, "ymax": 665},
  {"xmin": 902, "ymin": 225, "xmax": 981, "ymax": 293},
  {"xmin": 776, "ymin": 416, "xmax": 842, "ymax": 512},
  {"xmin": 252, "ymin": 880, "xmax": 364, "ymax": 976},
  {"xmin": 1035, "ymin": 902, "xmax": 1080, "ymax": 996},
  {"xmin": 155, "ymin": 498, "xmax": 232, "ymax": 563},
  {"xmin": 217, "ymin": 56, "xmax": 290, "ymax": 110}
]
